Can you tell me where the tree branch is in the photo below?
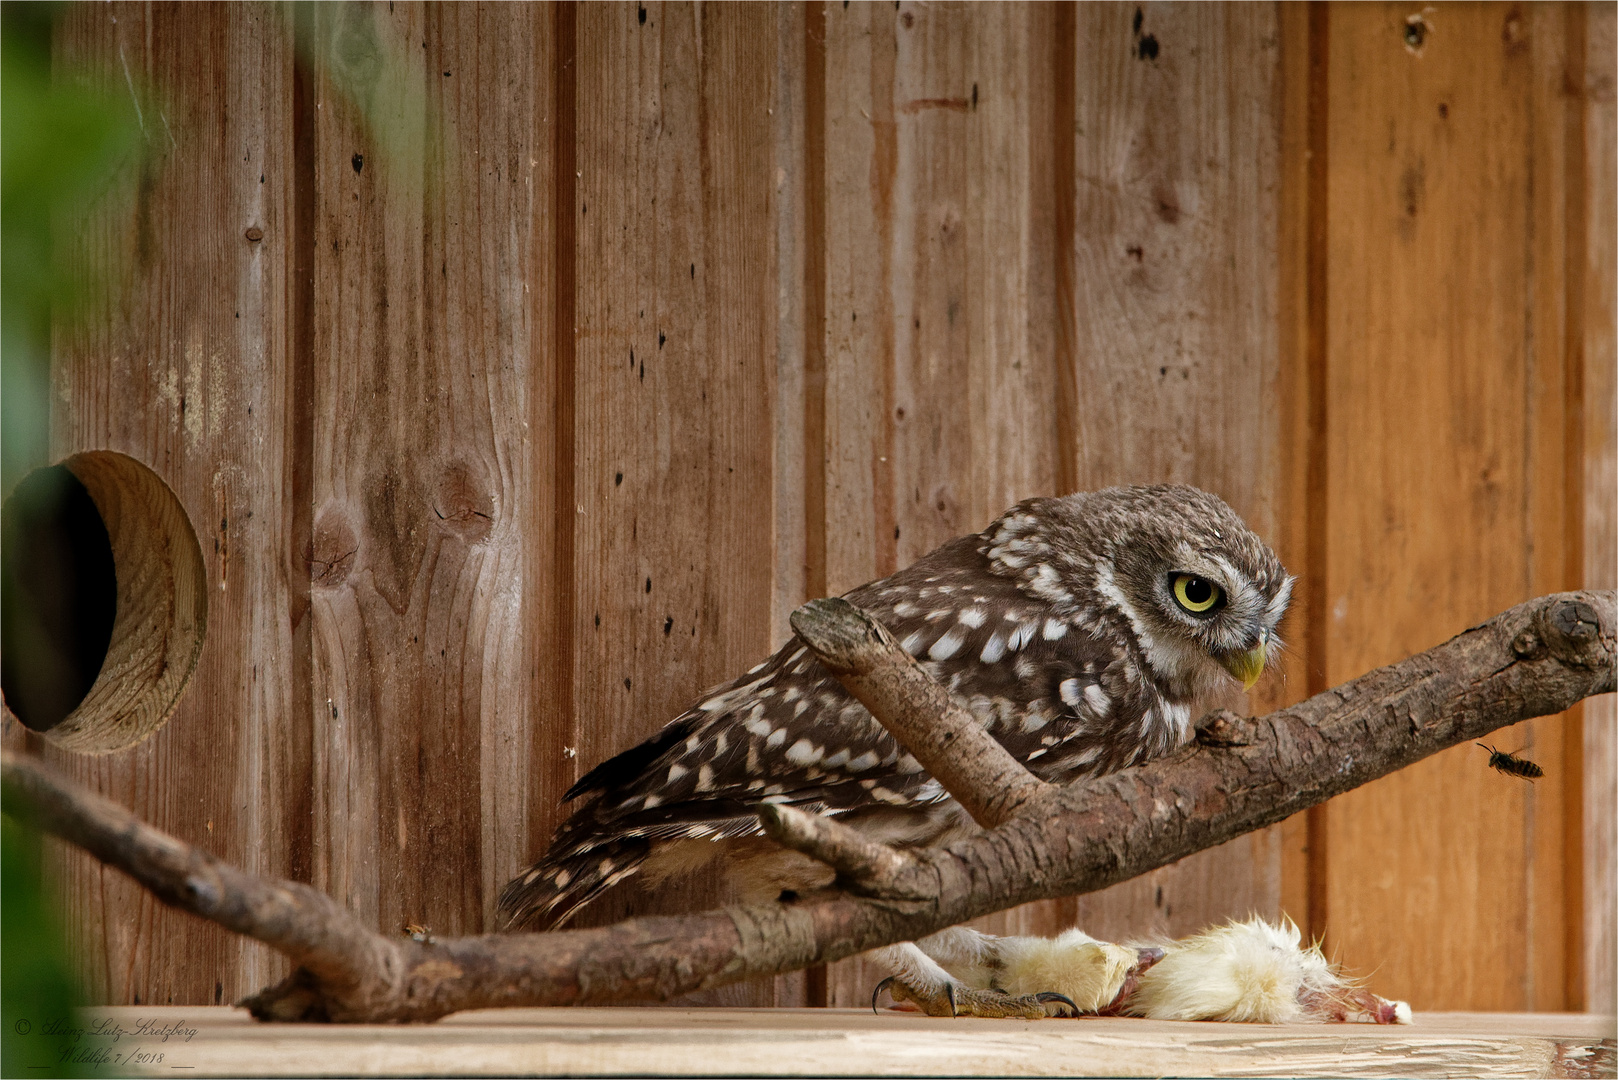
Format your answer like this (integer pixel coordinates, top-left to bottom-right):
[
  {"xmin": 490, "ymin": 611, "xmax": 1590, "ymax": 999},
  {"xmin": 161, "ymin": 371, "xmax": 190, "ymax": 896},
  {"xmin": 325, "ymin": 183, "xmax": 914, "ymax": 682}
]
[
  {"xmin": 758, "ymin": 802, "xmax": 930, "ymax": 898},
  {"xmin": 2, "ymin": 590, "xmax": 1611, "ymax": 1022},
  {"xmin": 788, "ymin": 597, "xmax": 1054, "ymax": 827}
]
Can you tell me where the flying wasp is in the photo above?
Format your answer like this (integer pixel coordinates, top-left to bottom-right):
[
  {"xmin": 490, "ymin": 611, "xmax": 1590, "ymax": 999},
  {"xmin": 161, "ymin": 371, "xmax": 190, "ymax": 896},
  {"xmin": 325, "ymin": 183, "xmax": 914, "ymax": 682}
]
[{"xmin": 1477, "ymin": 743, "xmax": 1544, "ymax": 781}]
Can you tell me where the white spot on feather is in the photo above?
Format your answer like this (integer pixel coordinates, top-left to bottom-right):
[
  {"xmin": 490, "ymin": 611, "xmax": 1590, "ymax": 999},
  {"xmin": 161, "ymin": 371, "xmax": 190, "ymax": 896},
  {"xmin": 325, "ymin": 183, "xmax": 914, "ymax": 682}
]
[
  {"xmin": 1042, "ymin": 618, "xmax": 1068, "ymax": 641},
  {"xmin": 958, "ymin": 608, "xmax": 986, "ymax": 628},
  {"xmin": 785, "ymin": 739, "xmax": 821, "ymax": 766},
  {"xmin": 848, "ymin": 751, "xmax": 880, "ymax": 772},
  {"xmin": 1084, "ymin": 683, "xmax": 1111, "ymax": 717},
  {"xmin": 980, "ymin": 632, "xmax": 1006, "ymax": 663},
  {"xmin": 930, "ymin": 626, "xmax": 967, "ymax": 660},
  {"xmin": 1007, "ymin": 621, "xmax": 1038, "ymax": 651}
]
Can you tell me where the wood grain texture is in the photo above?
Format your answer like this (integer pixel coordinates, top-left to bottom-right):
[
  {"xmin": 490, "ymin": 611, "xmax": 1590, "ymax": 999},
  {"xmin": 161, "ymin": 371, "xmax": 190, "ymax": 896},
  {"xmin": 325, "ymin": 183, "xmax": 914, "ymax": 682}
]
[
  {"xmin": 46, "ymin": 2, "xmax": 303, "ymax": 1005},
  {"xmin": 30, "ymin": 1, "xmax": 1607, "ymax": 1014},
  {"xmin": 54, "ymin": 1006, "xmax": 1618, "ymax": 1079},
  {"xmin": 1053, "ymin": 0, "xmax": 1289, "ymax": 949},
  {"xmin": 304, "ymin": 0, "xmax": 553, "ymax": 942},
  {"xmin": 1580, "ymin": 0, "xmax": 1616, "ymax": 1018},
  {"xmin": 569, "ymin": 0, "xmax": 782, "ymax": 1005},
  {"xmin": 816, "ymin": 0, "xmax": 1072, "ymax": 1005},
  {"xmin": 1316, "ymin": 2, "xmax": 1583, "ymax": 1012},
  {"xmin": 1273, "ymin": 0, "xmax": 1317, "ymax": 943}
]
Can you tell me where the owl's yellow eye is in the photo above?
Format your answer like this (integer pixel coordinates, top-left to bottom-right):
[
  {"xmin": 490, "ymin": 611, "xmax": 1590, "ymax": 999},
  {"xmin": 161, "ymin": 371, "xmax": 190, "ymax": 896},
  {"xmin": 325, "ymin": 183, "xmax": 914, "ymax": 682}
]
[{"xmin": 1172, "ymin": 574, "xmax": 1222, "ymax": 615}]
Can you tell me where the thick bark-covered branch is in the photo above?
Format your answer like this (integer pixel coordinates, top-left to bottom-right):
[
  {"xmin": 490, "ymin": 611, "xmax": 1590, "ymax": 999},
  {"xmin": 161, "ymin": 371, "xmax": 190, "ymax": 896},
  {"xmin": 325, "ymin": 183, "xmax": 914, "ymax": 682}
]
[{"xmin": 2, "ymin": 590, "xmax": 1611, "ymax": 1022}]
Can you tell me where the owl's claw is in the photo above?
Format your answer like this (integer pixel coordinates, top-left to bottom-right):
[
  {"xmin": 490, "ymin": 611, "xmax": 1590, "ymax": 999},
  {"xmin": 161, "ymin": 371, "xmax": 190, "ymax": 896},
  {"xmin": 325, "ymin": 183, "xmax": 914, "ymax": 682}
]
[
  {"xmin": 871, "ymin": 976, "xmax": 898, "ymax": 1015},
  {"xmin": 873, "ymin": 976, "xmax": 1076, "ymax": 1019},
  {"xmin": 1035, "ymin": 991, "xmax": 1080, "ymax": 1017}
]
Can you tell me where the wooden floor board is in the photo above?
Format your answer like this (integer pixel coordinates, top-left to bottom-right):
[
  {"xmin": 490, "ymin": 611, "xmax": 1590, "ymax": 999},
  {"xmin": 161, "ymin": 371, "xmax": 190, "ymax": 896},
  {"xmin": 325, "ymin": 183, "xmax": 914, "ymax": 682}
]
[{"xmin": 33, "ymin": 1007, "xmax": 1615, "ymax": 1078}]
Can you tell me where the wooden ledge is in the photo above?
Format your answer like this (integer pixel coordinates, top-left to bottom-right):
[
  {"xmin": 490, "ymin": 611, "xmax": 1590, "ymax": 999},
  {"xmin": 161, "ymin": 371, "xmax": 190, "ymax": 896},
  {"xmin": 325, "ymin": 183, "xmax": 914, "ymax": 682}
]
[{"xmin": 21, "ymin": 1007, "xmax": 1613, "ymax": 1078}]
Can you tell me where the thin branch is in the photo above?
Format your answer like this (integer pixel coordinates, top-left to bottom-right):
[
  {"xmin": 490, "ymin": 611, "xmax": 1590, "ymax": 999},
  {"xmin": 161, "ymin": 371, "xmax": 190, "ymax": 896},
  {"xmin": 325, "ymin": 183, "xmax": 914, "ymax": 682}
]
[
  {"xmin": 789, "ymin": 597, "xmax": 1054, "ymax": 828},
  {"xmin": 2, "ymin": 590, "xmax": 1611, "ymax": 1023},
  {"xmin": 757, "ymin": 803, "xmax": 929, "ymax": 898}
]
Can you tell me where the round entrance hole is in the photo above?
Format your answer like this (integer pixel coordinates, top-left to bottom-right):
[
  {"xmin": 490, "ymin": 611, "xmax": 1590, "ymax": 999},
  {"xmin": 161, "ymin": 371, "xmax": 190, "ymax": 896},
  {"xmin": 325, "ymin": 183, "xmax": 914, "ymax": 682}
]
[{"xmin": 1, "ymin": 451, "xmax": 207, "ymax": 753}]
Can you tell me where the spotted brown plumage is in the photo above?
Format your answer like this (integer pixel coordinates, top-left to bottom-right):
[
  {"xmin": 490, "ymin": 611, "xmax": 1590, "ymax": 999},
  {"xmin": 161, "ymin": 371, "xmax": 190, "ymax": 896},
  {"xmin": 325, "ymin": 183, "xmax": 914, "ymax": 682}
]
[{"xmin": 497, "ymin": 485, "xmax": 1292, "ymax": 931}]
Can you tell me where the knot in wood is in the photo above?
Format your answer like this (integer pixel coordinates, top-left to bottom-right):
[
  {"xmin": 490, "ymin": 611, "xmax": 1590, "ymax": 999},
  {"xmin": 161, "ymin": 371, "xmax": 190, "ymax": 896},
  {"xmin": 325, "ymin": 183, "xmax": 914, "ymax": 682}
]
[
  {"xmin": 1196, "ymin": 709, "xmax": 1253, "ymax": 747},
  {"xmin": 1511, "ymin": 630, "xmax": 1544, "ymax": 660},
  {"xmin": 1536, "ymin": 594, "xmax": 1613, "ymax": 674}
]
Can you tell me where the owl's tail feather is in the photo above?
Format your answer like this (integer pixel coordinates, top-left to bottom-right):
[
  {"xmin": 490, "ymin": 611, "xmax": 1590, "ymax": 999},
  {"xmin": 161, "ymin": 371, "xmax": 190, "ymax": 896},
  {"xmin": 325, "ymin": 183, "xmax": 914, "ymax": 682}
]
[{"xmin": 495, "ymin": 837, "xmax": 651, "ymax": 932}]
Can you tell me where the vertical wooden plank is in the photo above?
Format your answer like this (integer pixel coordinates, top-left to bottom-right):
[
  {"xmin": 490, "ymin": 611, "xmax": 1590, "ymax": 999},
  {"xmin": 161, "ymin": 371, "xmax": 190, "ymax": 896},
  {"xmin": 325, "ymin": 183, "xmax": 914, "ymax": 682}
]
[
  {"xmin": 1524, "ymin": 3, "xmax": 1576, "ymax": 1014},
  {"xmin": 819, "ymin": 0, "xmax": 894, "ymax": 601},
  {"xmin": 1274, "ymin": 0, "xmax": 1319, "ymax": 940},
  {"xmin": 1318, "ymin": 2, "xmax": 1578, "ymax": 1011},
  {"xmin": 428, "ymin": 3, "xmax": 557, "ymax": 923},
  {"xmin": 571, "ymin": 0, "xmax": 780, "ymax": 1004},
  {"xmin": 307, "ymin": 0, "xmax": 553, "ymax": 939},
  {"xmin": 1057, "ymin": 1, "xmax": 1288, "ymax": 944},
  {"xmin": 1580, "ymin": 0, "xmax": 1617, "ymax": 1019},
  {"xmin": 531, "ymin": 0, "xmax": 575, "ymax": 866},
  {"xmin": 817, "ymin": 0, "xmax": 1068, "ymax": 1006},
  {"xmin": 816, "ymin": 0, "xmax": 1289, "ymax": 1002},
  {"xmin": 47, "ymin": 3, "xmax": 302, "ymax": 1004},
  {"xmin": 772, "ymin": 1, "xmax": 810, "ymax": 652}
]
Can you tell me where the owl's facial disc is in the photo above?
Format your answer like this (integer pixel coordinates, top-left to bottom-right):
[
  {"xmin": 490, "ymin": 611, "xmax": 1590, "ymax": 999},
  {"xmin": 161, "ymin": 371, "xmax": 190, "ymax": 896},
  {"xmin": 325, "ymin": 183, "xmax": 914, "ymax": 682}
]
[
  {"xmin": 1150, "ymin": 551, "xmax": 1283, "ymax": 688},
  {"xmin": 1095, "ymin": 538, "xmax": 1289, "ymax": 700}
]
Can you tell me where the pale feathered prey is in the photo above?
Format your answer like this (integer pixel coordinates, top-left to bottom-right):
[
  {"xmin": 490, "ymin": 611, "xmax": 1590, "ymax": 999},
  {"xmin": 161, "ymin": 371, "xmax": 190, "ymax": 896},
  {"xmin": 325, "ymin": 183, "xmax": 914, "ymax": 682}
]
[{"xmin": 498, "ymin": 485, "xmax": 1293, "ymax": 932}]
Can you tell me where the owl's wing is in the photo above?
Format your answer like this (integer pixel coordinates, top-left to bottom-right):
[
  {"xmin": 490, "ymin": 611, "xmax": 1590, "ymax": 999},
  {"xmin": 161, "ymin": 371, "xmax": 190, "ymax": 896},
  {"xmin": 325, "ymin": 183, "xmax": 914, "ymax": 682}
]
[{"xmin": 547, "ymin": 533, "xmax": 1149, "ymax": 861}]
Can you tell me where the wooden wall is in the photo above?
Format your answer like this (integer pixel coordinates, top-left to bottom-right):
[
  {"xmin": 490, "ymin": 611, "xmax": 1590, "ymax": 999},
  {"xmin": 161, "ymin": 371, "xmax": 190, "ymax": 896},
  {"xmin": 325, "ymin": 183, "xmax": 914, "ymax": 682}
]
[{"xmin": 10, "ymin": 1, "xmax": 1612, "ymax": 1013}]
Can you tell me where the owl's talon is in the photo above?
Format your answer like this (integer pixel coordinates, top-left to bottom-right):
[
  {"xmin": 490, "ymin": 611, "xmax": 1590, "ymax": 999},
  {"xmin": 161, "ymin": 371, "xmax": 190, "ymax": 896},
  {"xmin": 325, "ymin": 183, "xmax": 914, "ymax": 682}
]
[
  {"xmin": 871, "ymin": 976, "xmax": 897, "ymax": 1015},
  {"xmin": 875, "ymin": 975, "xmax": 1073, "ymax": 1019},
  {"xmin": 1034, "ymin": 992, "xmax": 1080, "ymax": 1018}
]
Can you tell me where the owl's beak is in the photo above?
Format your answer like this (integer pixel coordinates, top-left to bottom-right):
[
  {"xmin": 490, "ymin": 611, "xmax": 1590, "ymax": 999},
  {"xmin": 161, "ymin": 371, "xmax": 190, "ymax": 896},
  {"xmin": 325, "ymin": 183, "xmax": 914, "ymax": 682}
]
[{"xmin": 1219, "ymin": 638, "xmax": 1269, "ymax": 690}]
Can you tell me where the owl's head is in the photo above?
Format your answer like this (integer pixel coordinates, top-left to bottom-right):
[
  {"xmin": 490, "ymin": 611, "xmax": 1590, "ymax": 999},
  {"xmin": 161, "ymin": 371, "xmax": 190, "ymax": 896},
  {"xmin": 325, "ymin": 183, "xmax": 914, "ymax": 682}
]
[{"xmin": 993, "ymin": 485, "xmax": 1292, "ymax": 701}]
